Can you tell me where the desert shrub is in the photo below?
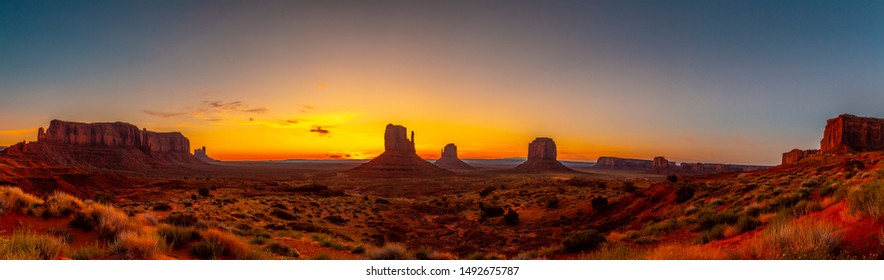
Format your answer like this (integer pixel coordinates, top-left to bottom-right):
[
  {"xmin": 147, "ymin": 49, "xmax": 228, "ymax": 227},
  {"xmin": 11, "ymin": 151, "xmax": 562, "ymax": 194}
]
[
  {"xmin": 848, "ymin": 180, "xmax": 884, "ymax": 219},
  {"xmin": 81, "ymin": 203, "xmax": 136, "ymax": 239},
  {"xmin": 270, "ymin": 202, "xmax": 288, "ymax": 210},
  {"xmin": 645, "ymin": 244, "xmax": 725, "ymax": 260},
  {"xmin": 579, "ymin": 242, "xmax": 647, "ymax": 260},
  {"xmin": 110, "ymin": 231, "xmax": 162, "ymax": 260},
  {"xmin": 666, "ymin": 175, "xmax": 678, "ymax": 183},
  {"xmin": 350, "ymin": 244, "xmax": 366, "ymax": 254},
  {"xmin": 503, "ymin": 209, "xmax": 519, "ymax": 226},
  {"xmin": 310, "ymin": 234, "xmax": 348, "ymax": 250},
  {"xmin": 819, "ymin": 184, "xmax": 838, "ymax": 197},
  {"xmin": 69, "ymin": 244, "xmax": 106, "ymax": 260},
  {"xmin": 675, "ymin": 186, "xmax": 695, "ymax": 203},
  {"xmin": 464, "ymin": 251, "xmax": 507, "ymax": 260},
  {"xmin": 0, "ymin": 187, "xmax": 44, "ymax": 213},
  {"xmin": 191, "ymin": 229, "xmax": 251, "ymax": 259},
  {"xmin": 152, "ymin": 203, "xmax": 173, "ymax": 211},
  {"xmin": 622, "ymin": 181, "xmax": 637, "ymax": 193},
  {"xmin": 762, "ymin": 220, "xmax": 842, "ymax": 259},
  {"xmin": 696, "ymin": 225, "xmax": 727, "ymax": 244},
  {"xmin": 697, "ymin": 210, "xmax": 739, "ymax": 230},
  {"xmin": 769, "ymin": 193, "xmax": 806, "ymax": 211},
  {"xmin": 69, "ymin": 212, "xmax": 94, "ymax": 231},
  {"xmin": 265, "ymin": 241, "xmax": 299, "ymax": 258},
  {"xmin": 198, "ymin": 187, "xmax": 210, "ymax": 197},
  {"xmin": 591, "ymin": 197, "xmax": 608, "ymax": 210},
  {"xmin": 365, "ymin": 243, "xmax": 408, "ymax": 260},
  {"xmin": 270, "ymin": 209, "xmax": 297, "ymax": 220},
  {"xmin": 0, "ymin": 231, "xmax": 64, "ymax": 260},
  {"xmin": 562, "ymin": 230, "xmax": 606, "ymax": 253},
  {"xmin": 735, "ymin": 216, "xmax": 762, "ymax": 233},
  {"xmin": 157, "ymin": 225, "xmax": 198, "ymax": 249},
  {"xmin": 479, "ymin": 204, "xmax": 504, "ymax": 218},
  {"xmin": 478, "ymin": 187, "xmax": 496, "ymax": 198},
  {"xmin": 323, "ymin": 215, "xmax": 347, "ymax": 225},
  {"xmin": 163, "ymin": 211, "xmax": 199, "ymax": 227},
  {"xmin": 544, "ymin": 196, "xmax": 560, "ymax": 209},
  {"xmin": 44, "ymin": 191, "xmax": 85, "ymax": 217}
]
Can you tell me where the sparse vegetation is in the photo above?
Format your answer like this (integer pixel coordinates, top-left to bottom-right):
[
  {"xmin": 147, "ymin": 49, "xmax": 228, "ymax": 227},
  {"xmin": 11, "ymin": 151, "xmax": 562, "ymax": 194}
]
[
  {"xmin": 110, "ymin": 231, "xmax": 163, "ymax": 260},
  {"xmin": 365, "ymin": 243, "xmax": 408, "ymax": 260},
  {"xmin": 848, "ymin": 179, "xmax": 884, "ymax": 219},
  {"xmin": 0, "ymin": 231, "xmax": 64, "ymax": 260},
  {"xmin": 157, "ymin": 225, "xmax": 198, "ymax": 249},
  {"xmin": 562, "ymin": 230, "xmax": 606, "ymax": 253}
]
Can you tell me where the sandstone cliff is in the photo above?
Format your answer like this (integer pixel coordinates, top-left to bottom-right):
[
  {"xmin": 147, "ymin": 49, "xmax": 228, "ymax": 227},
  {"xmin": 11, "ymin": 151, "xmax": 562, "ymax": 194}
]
[
  {"xmin": 513, "ymin": 138, "xmax": 576, "ymax": 173},
  {"xmin": 781, "ymin": 149, "xmax": 819, "ymax": 165},
  {"xmin": 348, "ymin": 124, "xmax": 452, "ymax": 177},
  {"xmin": 820, "ymin": 114, "xmax": 884, "ymax": 154},
  {"xmin": 434, "ymin": 143, "xmax": 474, "ymax": 170},
  {"xmin": 194, "ymin": 146, "xmax": 220, "ymax": 163},
  {"xmin": 595, "ymin": 157, "xmax": 654, "ymax": 170}
]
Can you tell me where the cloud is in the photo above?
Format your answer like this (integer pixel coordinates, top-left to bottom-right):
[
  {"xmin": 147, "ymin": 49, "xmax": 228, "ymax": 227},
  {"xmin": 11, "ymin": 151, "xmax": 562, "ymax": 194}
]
[
  {"xmin": 313, "ymin": 82, "xmax": 329, "ymax": 89},
  {"xmin": 327, "ymin": 154, "xmax": 351, "ymax": 159},
  {"xmin": 310, "ymin": 126, "xmax": 330, "ymax": 136},
  {"xmin": 142, "ymin": 110, "xmax": 188, "ymax": 118},
  {"xmin": 286, "ymin": 120, "xmax": 299, "ymax": 124},
  {"xmin": 300, "ymin": 105, "xmax": 315, "ymax": 113}
]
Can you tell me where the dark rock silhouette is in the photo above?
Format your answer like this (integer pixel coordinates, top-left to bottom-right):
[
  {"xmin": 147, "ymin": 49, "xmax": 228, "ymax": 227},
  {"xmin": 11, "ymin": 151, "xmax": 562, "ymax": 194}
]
[
  {"xmin": 434, "ymin": 143, "xmax": 474, "ymax": 170},
  {"xmin": 595, "ymin": 157, "xmax": 653, "ymax": 170},
  {"xmin": 653, "ymin": 156, "xmax": 669, "ymax": 170},
  {"xmin": 348, "ymin": 124, "xmax": 452, "ymax": 177},
  {"xmin": 513, "ymin": 138, "xmax": 576, "ymax": 173},
  {"xmin": 2, "ymin": 120, "xmax": 201, "ymax": 169},
  {"xmin": 781, "ymin": 149, "xmax": 819, "ymax": 165},
  {"xmin": 820, "ymin": 114, "xmax": 884, "ymax": 154},
  {"xmin": 594, "ymin": 155, "xmax": 767, "ymax": 174},
  {"xmin": 194, "ymin": 146, "xmax": 220, "ymax": 163}
]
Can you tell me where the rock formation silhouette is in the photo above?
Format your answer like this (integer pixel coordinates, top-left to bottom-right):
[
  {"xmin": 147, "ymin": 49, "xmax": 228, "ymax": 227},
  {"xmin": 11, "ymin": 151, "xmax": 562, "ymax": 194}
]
[
  {"xmin": 434, "ymin": 143, "xmax": 474, "ymax": 170},
  {"xmin": 348, "ymin": 124, "xmax": 452, "ymax": 176},
  {"xmin": 513, "ymin": 138, "xmax": 576, "ymax": 173}
]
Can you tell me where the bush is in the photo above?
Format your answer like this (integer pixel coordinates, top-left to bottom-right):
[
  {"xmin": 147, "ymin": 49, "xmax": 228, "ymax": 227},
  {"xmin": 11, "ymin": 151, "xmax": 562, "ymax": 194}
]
[
  {"xmin": 622, "ymin": 182, "xmax": 637, "ymax": 193},
  {"xmin": 544, "ymin": 196, "xmax": 560, "ymax": 209},
  {"xmin": 0, "ymin": 231, "xmax": 64, "ymax": 260},
  {"xmin": 675, "ymin": 186, "xmax": 695, "ymax": 203},
  {"xmin": 69, "ymin": 244, "xmax": 106, "ymax": 260},
  {"xmin": 163, "ymin": 211, "xmax": 199, "ymax": 227},
  {"xmin": 0, "ymin": 187, "xmax": 44, "ymax": 213},
  {"xmin": 81, "ymin": 203, "xmax": 135, "ymax": 239},
  {"xmin": 696, "ymin": 225, "xmax": 727, "ymax": 244},
  {"xmin": 562, "ymin": 230, "xmax": 606, "ymax": 253},
  {"xmin": 190, "ymin": 229, "xmax": 251, "ymax": 259},
  {"xmin": 666, "ymin": 175, "xmax": 678, "ymax": 183},
  {"xmin": 697, "ymin": 210, "xmax": 739, "ymax": 230},
  {"xmin": 110, "ymin": 231, "xmax": 162, "ymax": 260},
  {"xmin": 157, "ymin": 225, "xmax": 198, "ymax": 249},
  {"xmin": 152, "ymin": 203, "xmax": 173, "ymax": 211},
  {"xmin": 479, "ymin": 205, "xmax": 504, "ymax": 218},
  {"xmin": 44, "ymin": 191, "xmax": 85, "ymax": 217},
  {"xmin": 735, "ymin": 216, "xmax": 762, "ymax": 233},
  {"xmin": 270, "ymin": 209, "xmax": 297, "ymax": 221},
  {"xmin": 848, "ymin": 180, "xmax": 884, "ymax": 219},
  {"xmin": 198, "ymin": 187, "xmax": 210, "ymax": 197},
  {"xmin": 762, "ymin": 220, "xmax": 842, "ymax": 259},
  {"xmin": 365, "ymin": 243, "xmax": 408, "ymax": 260},
  {"xmin": 591, "ymin": 197, "xmax": 608, "ymax": 210},
  {"xmin": 265, "ymin": 241, "xmax": 299, "ymax": 258},
  {"xmin": 323, "ymin": 215, "xmax": 347, "ymax": 225},
  {"xmin": 504, "ymin": 209, "xmax": 519, "ymax": 226},
  {"xmin": 478, "ymin": 187, "xmax": 496, "ymax": 198}
]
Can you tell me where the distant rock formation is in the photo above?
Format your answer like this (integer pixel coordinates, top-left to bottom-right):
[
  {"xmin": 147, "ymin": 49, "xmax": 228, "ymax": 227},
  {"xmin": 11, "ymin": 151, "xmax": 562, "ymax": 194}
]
[
  {"xmin": 595, "ymin": 157, "xmax": 654, "ymax": 170},
  {"xmin": 2, "ymin": 120, "xmax": 202, "ymax": 169},
  {"xmin": 194, "ymin": 146, "xmax": 220, "ymax": 163},
  {"xmin": 0, "ymin": 146, "xmax": 6, "ymax": 152},
  {"xmin": 348, "ymin": 124, "xmax": 452, "ymax": 177},
  {"xmin": 653, "ymin": 156, "xmax": 670, "ymax": 170},
  {"xmin": 513, "ymin": 138, "xmax": 577, "ymax": 173},
  {"xmin": 820, "ymin": 114, "xmax": 884, "ymax": 154},
  {"xmin": 434, "ymin": 143, "xmax": 474, "ymax": 170},
  {"xmin": 781, "ymin": 149, "xmax": 819, "ymax": 165}
]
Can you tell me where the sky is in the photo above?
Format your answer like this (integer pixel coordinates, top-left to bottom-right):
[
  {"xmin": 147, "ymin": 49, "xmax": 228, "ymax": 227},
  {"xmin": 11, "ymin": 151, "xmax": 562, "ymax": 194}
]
[{"xmin": 1, "ymin": 0, "xmax": 883, "ymax": 165}]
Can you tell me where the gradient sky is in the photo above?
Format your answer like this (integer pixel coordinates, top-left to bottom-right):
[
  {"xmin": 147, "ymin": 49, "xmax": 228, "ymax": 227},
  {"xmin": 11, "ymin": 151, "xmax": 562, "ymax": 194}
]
[{"xmin": 1, "ymin": 0, "xmax": 883, "ymax": 165}]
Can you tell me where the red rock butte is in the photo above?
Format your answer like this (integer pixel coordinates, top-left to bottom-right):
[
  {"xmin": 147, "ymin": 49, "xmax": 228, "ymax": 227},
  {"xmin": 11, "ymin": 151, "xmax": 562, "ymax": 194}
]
[
  {"xmin": 434, "ymin": 143, "xmax": 474, "ymax": 170},
  {"xmin": 1, "ymin": 120, "xmax": 201, "ymax": 169},
  {"xmin": 347, "ymin": 124, "xmax": 452, "ymax": 177},
  {"xmin": 513, "ymin": 137, "xmax": 577, "ymax": 173},
  {"xmin": 782, "ymin": 114, "xmax": 884, "ymax": 165}
]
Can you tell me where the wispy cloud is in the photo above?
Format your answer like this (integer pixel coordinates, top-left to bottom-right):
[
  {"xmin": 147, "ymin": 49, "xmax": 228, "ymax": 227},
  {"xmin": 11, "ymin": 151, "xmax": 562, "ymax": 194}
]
[
  {"xmin": 310, "ymin": 126, "xmax": 331, "ymax": 136},
  {"xmin": 142, "ymin": 99, "xmax": 268, "ymax": 120},
  {"xmin": 142, "ymin": 110, "xmax": 188, "ymax": 118}
]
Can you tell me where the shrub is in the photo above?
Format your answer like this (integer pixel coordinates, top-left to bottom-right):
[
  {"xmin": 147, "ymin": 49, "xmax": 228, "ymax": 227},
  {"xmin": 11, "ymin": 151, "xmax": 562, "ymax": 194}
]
[
  {"xmin": 265, "ymin": 241, "xmax": 299, "ymax": 258},
  {"xmin": 163, "ymin": 211, "xmax": 199, "ymax": 227},
  {"xmin": 198, "ymin": 188, "xmax": 210, "ymax": 197},
  {"xmin": 646, "ymin": 244, "xmax": 725, "ymax": 260},
  {"xmin": 0, "ymin": 187, "xmax": 44, "ymax": 213},
  {"xmin": 666, "ymin": 175, "xmax": 678, "ymax": 183},
  {"xmin": 350, "ymin": 244, "xmax": 366, "ymax": 254},
  {"xmin": 69, "ymin": 244, "xmax": 106, "ymax": 260},
  {"xmin": 562, "ymin": 230, "xmax": 606, "ymax": 253},
  {"xmin": 478, "ymin": 187, "xmax": 496, "ymax": 198},
  {"xmin": 762, "ymin": 220, "xmax": 842, "ymax": 259},
  {"xmin": 323, "ymin": 215, "xmax": 347, "ymax": 225},
  {"xmin": 152, "ymin": 203, "xmax": 173, "ymax": 211},
  {"xmin": 464, "ymin": 251, "xmax": 507, "ymax": 260},
  {"xmin": 44, "ymin": 191, "xmax": 85, "ymax": 217},
  {"xmin": 696, "ymin": 225, "xmax": 727, "ymax": 244},
  {"xmin": 0, "ymin": 231, "xmax": 64, "ymax": 260},
  {"xmin": 622, "ymin": 182, "xmax": 637, "ymax": 193},
  {"xmin": 190, "ymin": 229, "xmax": 251, "ymax": 259},
  {"xmin": 110, "ymin": 231, "xmax": 162, "ymax": 260},
  {"xmin": 697, "ymin": 210, "xmax": 739, "ymax": 230},
  {"xmin": 479, "ymin": 205, "xmax": 504, "ymax": 218},
  {"xmin": 81, "ymin": 203, "xmax": 135, "ymax": 239},
  {"xmin": 591, "ymin": 197, "xmax": 608, "ymax": 210},
  {"xmin": 848, "ymin": 180, "xmax": 884, "ymax": 219},
  {"xmin": 735, "ymin": 216, "xmax": 762, "ymax": 233},
  {"xmin": 503, "ymin": 209, "xmax": 519, "ymax": 226},
  {"xmin": 157, "ymin": 225, "xmax": 198, "ymax": 249},
  {"xmin": 270, "ymin": 209, "xmax": 297, "ymax": 221},
  {"xmin": 365, "ymin": 243, "xmax": 408, "ymax": 260},
  {"xmin": 674, "ymin": 186, "xmax": 695, "ymax": 203},
  {"xmin": 544, "ymin": 196, "xmax": 560, "ymax": 209}
]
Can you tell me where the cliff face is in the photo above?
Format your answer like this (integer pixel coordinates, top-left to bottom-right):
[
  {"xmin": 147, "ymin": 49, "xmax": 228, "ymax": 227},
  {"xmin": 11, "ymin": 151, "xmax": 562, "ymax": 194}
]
[
  {"xmin": 3, "ymin": 120, "xmax": 201, "ymax": 169},
  {"xmin": 653, "ymin": 156, "xmax": 669, "ymax": 170},
  {"xmin": 349, "ymin": 124, "xmax": 452, "ymax": 177},
  {"xmin": 434, "ymin": 143, "xmax": 474, "ymax": 170},
  {"xmin": 781, "ymin": 149, "xmax": 820, "ymax": 165},
  {"xmin": 513, "ymin": 138, "xmax": 576, "ymax": 173},
  {"xmin": 820, "ymin": 114, "xmax": 884, "ymax": 154},
  {"xmin": 595, "ymin": 157, "xmax": 653, "ymax": 170}
]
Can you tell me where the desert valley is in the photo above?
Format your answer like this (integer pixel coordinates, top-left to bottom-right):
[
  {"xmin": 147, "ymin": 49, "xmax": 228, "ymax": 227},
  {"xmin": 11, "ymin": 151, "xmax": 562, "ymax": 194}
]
[{"xmin": 0, "ymin": 114, "xmax": 882, "ymax": 260}]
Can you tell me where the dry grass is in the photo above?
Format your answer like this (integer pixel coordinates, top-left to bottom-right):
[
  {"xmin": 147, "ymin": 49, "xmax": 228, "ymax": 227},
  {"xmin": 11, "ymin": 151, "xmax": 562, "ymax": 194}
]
[
  {"xmin": 110, "ymin": 230, "xmax": 164, "ymax": 260},
  {"xmin": 156, "ymin": 225, "xmax": 198, "ymax": 249},
  {"xmin": 755, "ymin": 220, "xmax": 843, "ymax": 259},
  {"xmin": 190, "ymin": 229, "xmax": 251, "ymax": 259},
  {"xmin": 365, "ymin": 243, "xmax": 408, "ymax": 260},
  {"xmin": 848, "ymin": 180, "xmax": 884, "ymax": 219},
  {"xmin": 0, "ymin": 187, "xmax": 44, "ymax": 213},
  {"xmin": 645, "ymin": 243, "xmax": 726, "ymax": 260},
  {"xmin": 44, "ymin": 191, "xmax": 85, "ymax": 217},
  {"xmin": 81, "ymin": 203, "xmax": 137, "ymax": 239},
  {"xmin": 0, "ymin": 230, "xmax": 65, "ymax": 260}
]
